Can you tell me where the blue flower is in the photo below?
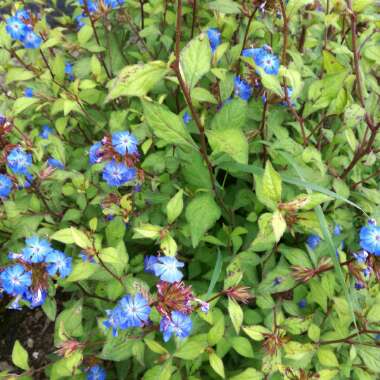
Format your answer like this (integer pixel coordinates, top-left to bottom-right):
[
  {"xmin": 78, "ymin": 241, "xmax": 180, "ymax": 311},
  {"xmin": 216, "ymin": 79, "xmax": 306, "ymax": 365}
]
[
  {"xmin": 76, "ymin": 14, "xmax": 87, "ymax": 28},
  {"xmin": 243, "ymin": 46, "xmax": 280, "ymax": 75},
  {"xmin": 118, "ymin": 293, "xmax": 151, "ymax": 329},
  {"xmin": 102, "ymin": 161, "xmax": 136, "ymax": 187},
  {"xmin": 333, "ymin": 224, "xmax": 342, "ymax": 236},
  {"xmin": 79, "ymin": 0, "xmax": 98, "ymax": 12},
  {"xmin": 105, "ymin": 0, "xmax": 125, "ymax": 7},
  {"xmin": 15, "ymin": 10, "xmax": 30, "ymax": 21},
  {"xmin": 89, "ymin": 142, "xmax": 103, "ymax": 164},
  {"xmin": 46, "ymin": 250, "xmax": 72, "ymax": 278},
  {"xmin": 0, "ymin": 264, "xmax": 32, "ymax": 295},
  {"xmin": 306, "ymin": 235, "xmax": 321, "ymax": 249},
  {"xmin": 103, "ymin": 306, "xmax": 124, "ymax": 336},
  {"xmin": 65, "ymin": 63, "xmax": 75, "ymax": 81},
  {"xmin": 47, "ymin": 158, "xmax": 65, "ymax": 169},
  {"xmin": 86, "ymin": 365, "xmax": 107, "ymax": 380},
  {"xmin": 7, "ymin": 147, "xmax": 33, "ymax": 175},
  {"xmin": 22, "ymin": 31, "xmax": 42, "ymax": 49},
  {"xmin": 144, "ymin": 256, "xmax": 158, "ymax": 274},
  {"xmin": 160, "ymin": 311, "xmax": 192, "ymax": 342},
  {"xmin": 360, "ymin": 225, "xmax": 380, "ymax": 255},
  {"xmin": 273, "ymin": 276, "xmax": 282, "ymax": 286},
  {"xmin": 21, "ymin": 236, "xmax": 52, "ymax": 263},
  {"xmin": 0, "ymin": 174, "xmax": 13, "ymax": 198},
  {"xmin": 112, "ymin": 131, "xmax": 138, "ymax": 155},
  {"xmin": 24, "ymin": 88, "xmax": 33, "ymax": 97},
  {"xmin": 40, "ymin": 125, "xmax": 53, "ymax": 139},
  {"xmin": 23, "ymin": 288, "xmax": 47, "ymax": 308},
  {"xmin": 255, "ymin": 49, "xmax": 280, "ymax": 75},
  {"xmin": 5, "ymin": 17, "xmax": 28, "ymax": 40},
  {"xmin": 353, "ymin": 250, "xmax": 368, "ymax": 264},
  {"xmin": 153, "ymin": 256, "xmax": 184, "ymax": 283},
  {"xmin": 183, "ymin": 112, "xmax": 192, "ymax": 124},
  {"xmin": 355, "ymin": 282, "xmax": 365, "ymax": 290},
  {"xmin": 234, "ymin": 76, "xmax": 252, "ymax": 101},
  {"xmin": 207, "ymin": 28, "xmax": 221, "ymax": 53},
  {"xmin": 298, "ymin": 299, "xmax": 307, "ymax": 308}
]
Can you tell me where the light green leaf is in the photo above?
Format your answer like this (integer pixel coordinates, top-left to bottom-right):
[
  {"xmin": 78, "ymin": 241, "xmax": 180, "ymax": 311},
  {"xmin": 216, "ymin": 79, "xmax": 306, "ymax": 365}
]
[
  {"xmin": 228, "ymin": 298, "xmax": 243, "ymax": 334},
  {"xmin": 207, "ymin": 128, "xmax": 248, "ymax": 164},
  {"xmin": 230, "ymin": 368, "xmax": 263, "ymax": 380},
  {"xmin": 144, "ymin": 339, "xmax": 168, "ymax": 355},
  {"xmin": 317, "ymin": 348, "xmax": 339, "ymax": 367},
  {"xmin": 185, "ymin": 193, "xmax": 221, "ymax": 248},
  {"xmin": 12, "ymin": 341, "xmax": 30, "ymax": 371},
  {"xmin": 143, "ymin": 101, "xmax": 196, "ymax": 149},
  {"xmin": 174, "ymin": 340, "xmax": 205, "ymax": 360},
  {"xmin": 107, "ymin": 61, "xmax": 168, "ymax": 100},
  {"xmin": 208, "ymin": 315, "xmax": 225, "ymax": 346},
  {"xmin": 209, "ymin": 352, "xmax": 225, "ymax": 378},
  {"xmin": 78, "ymin": 24, "xmax": 93, "ymax": 45},
  {"xmin": 208, "ymin": 0, "xmax": 241, "ymax": 14},
  {"xmin": 211, "ymin": 99, "xmax": 247, "ymax": 130},
  {"xmin": 66, "ymin": 261, "xmax": 97, "ymax": 282},
  {"xmin": 271, "ymin": 210, "xmax": 287, "ymax": 242},
  {"xmin": 13, "ymin": 97, "xmax": 39, "ymax": 115},
  {"xmin": 166, "ymin": 189, "xmax": 184, "ymax": 224},
  {"xmin": 180, "ymin": 34, "xmax": 211, "ymax": 90},
  {"xmin": 243, "ymin": 325, "xmax": 271, "ymax": 341},
  {"xmin": 231, "ymin": 337, "xmax": 254, "ymax": 358},
  {"xmin": 255, "ymin": 161, "xmax": 282, "ymax": 210},
  {"xmin": 191, "ymin": 87, "xmax": 218, "ymax": 104}
]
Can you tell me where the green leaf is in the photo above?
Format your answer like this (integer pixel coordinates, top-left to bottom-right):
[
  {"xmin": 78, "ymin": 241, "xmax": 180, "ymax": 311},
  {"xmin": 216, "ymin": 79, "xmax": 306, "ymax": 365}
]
[
  {"xmin": 42, "ymin": 297, "xmax": 57, "ymax": 321},
  {"xmin": 207, "ymin": 128, "xmax": 249, "ymax": 164},
  {"xmin": 185, "ymin": 193, "xmax": 221, "ymax": 248},
  {"xmin": 180, "ymin": 34, "xmax": 211, "ymax": 90},
  {"xmin": 191, "ymin": 87, "xmax": 218, "ymax": 104},
  {"xmin": 78, "ymin": 24, "xmax": 93, "ymax": 45},
  {"xmin": 367, "ymin": 303, "xmax": 380, "ymax": 322},
  {"xmin": 12, "ymin": 341, "xmax": 30, "ymax": 371},
  {"xmin": 174, "ymin": 340, "xmax": 205, "ymax": 360},
  {"xmin": 12, "ymin": 97, "xmax": 39, "ymax": 115},
  {"xmin": 209, "ymin": 352, "xmax": 225, "ymax": 378},
  {"xmin": 231, "ymin": 337, "xmax": 254, "ymax": 358},
  {"xmin": 243, "ymin": 325, "xmax": 271, "ymax": 341},
  {"xmin": 255, "ymin": 161, "xmax": 282, "ymax": 210},
  {"xmin": 50, "ymin": 228, "xmax": 75, "ymax": 244},
  {"xmin": 317, "ymin": 348, "xmax": 339, "ymax": 368},
  {"xmin": 271, "ymin": 210, "xmax": 287, "ymax": 242},
  {"xmin": 208, "ymin": 315, "xmax": 225, "ymax": 346},
  {"xmin": 105, "ymin": 216, "xmax": 126, "ymax": 246},
  {"xmin": 144, "ymin": 339, "xmax": 168, "ymax": 355},
  {"xmin": 228, "ymin": 298, "xmax": 243, "ymax": 334},
  {"xmin": 143, "ymin": 101, "xmax": 196, "ymax": 149},
  {"xmin": 66, "ymin": 261, "xmax": 97, "ymax": 282},
  {"xmin": 70, "ymin": 227, "xmax": 92, "ymax": 249},
  {"xmin": 107, "ymin": 61, "xmax": 168, "ymax": 100},
  {"xmin": 211, "ymin": 99, "xmax": 247, "ymax": 130},
  {"xmin": 207, "ymin": 250, "xmax": 223, "ymax": 297},
  {"xmin": 166, "ymin": 189, "xmax": 184, "ymax": 224},
  {"xmin": 208, "ymin": 0, "xmax": 242, "ymax": 14},
  {"xmin": 230, "ymin": 368, "xmax": 263, "ymax": 380},
  {"xmin": 358, "ymin": 346, "xmax": 380, "ymax": 373}
]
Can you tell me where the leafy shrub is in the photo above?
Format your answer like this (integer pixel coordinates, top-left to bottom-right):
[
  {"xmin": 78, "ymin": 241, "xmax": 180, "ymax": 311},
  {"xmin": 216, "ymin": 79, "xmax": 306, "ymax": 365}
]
[{"xmin": 0, "ymin": 0, "xmax": 380, "ymax": 379}]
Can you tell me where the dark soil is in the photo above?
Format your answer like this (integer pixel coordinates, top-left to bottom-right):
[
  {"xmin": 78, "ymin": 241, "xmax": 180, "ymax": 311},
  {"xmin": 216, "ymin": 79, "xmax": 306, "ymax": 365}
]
[{"xmin": 0, "ymin": 297, "xmax": 54, "ymax": 379}]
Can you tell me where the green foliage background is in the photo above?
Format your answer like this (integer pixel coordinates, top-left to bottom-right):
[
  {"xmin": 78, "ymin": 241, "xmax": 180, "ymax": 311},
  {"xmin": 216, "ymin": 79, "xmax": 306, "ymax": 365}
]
[{"xmin": 0, "ymin": 0, "xmax": 380, "ymax": 379}]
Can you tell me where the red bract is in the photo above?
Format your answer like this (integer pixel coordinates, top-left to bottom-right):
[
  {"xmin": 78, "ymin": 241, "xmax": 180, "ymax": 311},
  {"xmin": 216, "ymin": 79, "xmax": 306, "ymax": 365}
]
[{"xmin": 156, "ymin": 281, "xmax": 194, "ymax": 316}]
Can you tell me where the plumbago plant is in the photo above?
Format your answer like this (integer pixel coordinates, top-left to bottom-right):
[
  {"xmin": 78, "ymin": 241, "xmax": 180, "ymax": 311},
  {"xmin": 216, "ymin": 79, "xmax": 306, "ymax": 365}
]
[{"xmin": 0, "ymin": 0, "xmax": 380, "ymax": 379}]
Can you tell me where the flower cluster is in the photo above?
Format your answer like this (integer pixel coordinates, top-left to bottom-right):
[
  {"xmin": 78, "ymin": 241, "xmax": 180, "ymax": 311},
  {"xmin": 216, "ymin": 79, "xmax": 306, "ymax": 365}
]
[
  {"xmin": 76, "ymin": 0, "xmax": 125, "ymax": 27},
  {"xmin": 5, "ymin": 9, "xmax": 42, "ymax": 49},
  {"xmin": 89, "ymin": 131, "xmax": 141, "ymax": 187},
  {"xmin": 0, "ymin": 236, "xmax": 72, "ymax": 309},
  {"xmin": 349, "ymin": 219, "xmax": 379, "ymax": 289},
  {"xmin": 104, "ymin": 255, "xmax": 207, "ymax": 342},
  {"xmin": 242, "ymin": 45, "xmax": 280, "ymax": 75}
]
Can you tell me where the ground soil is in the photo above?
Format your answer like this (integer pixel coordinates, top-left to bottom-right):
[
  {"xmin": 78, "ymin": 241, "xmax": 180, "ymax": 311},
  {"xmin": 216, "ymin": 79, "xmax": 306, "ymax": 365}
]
[{"xmin": 0, "ymin": 297, "xmax": 54, "ymax": 379}]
